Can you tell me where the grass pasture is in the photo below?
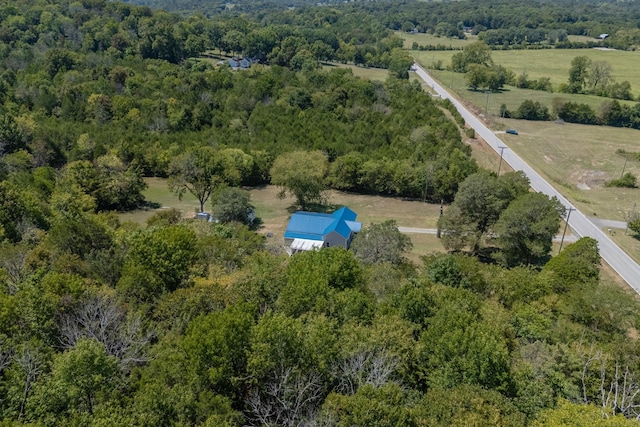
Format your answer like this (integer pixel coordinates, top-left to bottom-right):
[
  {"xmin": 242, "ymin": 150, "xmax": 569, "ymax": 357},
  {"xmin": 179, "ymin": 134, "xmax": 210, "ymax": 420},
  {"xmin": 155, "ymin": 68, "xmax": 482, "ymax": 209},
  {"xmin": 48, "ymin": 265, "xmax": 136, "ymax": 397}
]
[
  {"xmin": 450, "ymin": 113, "xmax": 640, "ymax": 265},
  {"xmin": 484, "ymin": 118, "xmax": 640, "ymax": 222},
  {"xmin": 120, "ymin": 179, "xmax": 448, "ymax": 261},
  {"xmin": 413, "ymin": 48, "xmax": 640, "ymax": 97},
  {"xmin": 422, "ymin": 69, "xmax": 637, "ymax": 118},
  {"xmin": 417, "ymin": 61, "xmax": 640, "ymax": 268},
  {"xmin": 397, "ymin": 31, "xmax": 475, "ymax": 50},
  {"xmin": 321, "ymin": 62, "xmax": 390, "ymax": 81}
]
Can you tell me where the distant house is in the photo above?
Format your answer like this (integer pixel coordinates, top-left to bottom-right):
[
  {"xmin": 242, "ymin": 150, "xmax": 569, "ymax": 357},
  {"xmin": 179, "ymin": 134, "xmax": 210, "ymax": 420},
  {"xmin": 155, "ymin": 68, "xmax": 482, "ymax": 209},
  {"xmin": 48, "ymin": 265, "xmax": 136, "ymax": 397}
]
[
  {"xmin": 598, "ymin": 34, "xmax": 609, "ymax": 40},
  {"xmin": 224, "ymin": 57, "xmax": 257, "ymax": 70},
  {"xmin": 284, "ymin": 207, "xmax": 362, "ymax": 255}
]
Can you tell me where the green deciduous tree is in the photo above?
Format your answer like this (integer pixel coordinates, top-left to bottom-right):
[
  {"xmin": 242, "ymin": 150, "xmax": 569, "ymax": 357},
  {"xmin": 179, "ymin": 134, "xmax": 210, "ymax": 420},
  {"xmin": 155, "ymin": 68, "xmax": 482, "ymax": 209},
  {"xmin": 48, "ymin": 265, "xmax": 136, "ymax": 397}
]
[
  {"xmin": 542, "ymin": 237, "xmax": 600, "ymax": 293},
  {"xmin": 415, "ymin": 384, "xmax": 525, "ymax": 427},
  {"xmin": 451, "ymin": 41, "xmax": 493, "ymax": 73},
  {"xmin": 0, "ymin": 115, "xmax": 26, "ymax": 158},
  {"xmin": 417, "ymin": 287, "xmax": 512, "ymax": 391},
  {"xmin": 168, "ymin": 147, "xmax": 225, "ymax": 213},
  {"xmin": 183, "ymin": 304, "xmax": 254, "ymax": 397},
  {"xmin": 28, "ymin": 338, "xmax": 119, "ymax": 419},
  {"xmin": 350, "ymin": 220, "xmax": 412, "ymax": 265},
  {"xmin": 567, "ymin": 55, "xmax": 591, "ymax": 93},
  {"xmin": 278, "ymin": 247, "xmax": 364, "ymax": 317},
  {"xmin": 494, "ymin": 193, "xmax": 565, "ymax": 266},
  {"xmin": 270, "ymin": 150, "xmax": 328, "ymax": 210},
  {"xmin": 438, "ymin": 171, "xmax": 529, "ymax": 253},
  {"xmin": 211, "ymin": 187, "xmax": 255, "ymax": 225},
  {"xmin": 387, "ymin": 48, "xmax": 413, "ymax": 79},
  {"xmin": 531, "ymin": 399, "xmax": 637, "ymax": 427},
  {"xmin": 321, "ymin": 383, "xmax": 416, "ymax": 427},
  {"xmin": 117, "ymin": 225, "xmax": 198, "ymax": 302}
]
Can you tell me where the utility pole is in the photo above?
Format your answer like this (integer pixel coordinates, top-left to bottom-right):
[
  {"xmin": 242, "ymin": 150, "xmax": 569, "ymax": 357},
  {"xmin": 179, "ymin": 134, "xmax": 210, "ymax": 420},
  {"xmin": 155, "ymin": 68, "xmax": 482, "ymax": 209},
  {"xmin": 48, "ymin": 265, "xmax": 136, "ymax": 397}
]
[
  {"xmin": 450, "ymin": 68, "xmax": 454, "ymax": 88},
  {"xmin": 625, "ymin": 202, "xmax": 637, "ymax": 235},
  {"xmin": 621, "ymin": 157, "xmax": 628, "ymax": 179},
  {"xmin": 485, "ymin": 91, "xmax": 491, "ymax": 116},
  {"xmin": 559, "ymin": 207, "xmax": 575, "ymax": 253},
  {"xmin": 437, "ymin": 199, "xmax": 443, "ymax": 238},
  {"xmin": 497, "ymin": 146, "xmax": 507, "ymax": 176},
  {"xmin": 423, "ymin": 164, "xmax": 434, "ymax": 203}
]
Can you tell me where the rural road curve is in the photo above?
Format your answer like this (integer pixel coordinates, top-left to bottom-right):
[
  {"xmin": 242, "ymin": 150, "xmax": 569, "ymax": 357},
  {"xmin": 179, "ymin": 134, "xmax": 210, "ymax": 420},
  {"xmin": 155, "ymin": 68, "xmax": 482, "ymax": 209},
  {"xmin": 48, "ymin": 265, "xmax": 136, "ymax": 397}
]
[
  {"xmin": 413, "ymin": 63, "xmax": 640, "ymax": 293},
  {"xmin": 398, "ymin": 227, "xmax": 578, "ymax": 243}
]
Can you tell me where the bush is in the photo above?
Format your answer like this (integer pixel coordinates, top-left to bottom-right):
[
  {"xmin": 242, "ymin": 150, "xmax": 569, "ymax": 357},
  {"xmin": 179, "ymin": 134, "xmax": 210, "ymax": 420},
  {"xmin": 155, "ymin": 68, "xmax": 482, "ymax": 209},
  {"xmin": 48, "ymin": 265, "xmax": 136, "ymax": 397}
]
[
  {"xmin": 514, "ymin": 100, "xmax": 550, "ymax": 121},
  {"xmin": 465, "ymin": 128, "xmax": 475, "ymax": 138},
  {"xmin": 629, "ymin": 217, "xmax": 640, "ymax": 235},
  {"xmin": 605, "ymin": 172, "xmax": 637, "ymax": 188},
  {"xmin": 556, "ymin": 102, "xmax": 598, "ymax": 124}
]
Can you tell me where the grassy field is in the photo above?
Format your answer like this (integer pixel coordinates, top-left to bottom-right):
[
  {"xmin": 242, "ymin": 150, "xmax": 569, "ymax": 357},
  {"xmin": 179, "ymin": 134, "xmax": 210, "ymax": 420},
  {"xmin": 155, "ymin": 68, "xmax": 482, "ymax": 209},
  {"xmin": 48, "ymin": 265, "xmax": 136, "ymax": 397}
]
[
  {"xmin": 416, "ymin": 65, "xmax": 640, "ymax": 266},
  {"xmin": 397, "ymin": 31, "xmax": 475, "ymax": 50},
  {"xmin": 120, "ymin": 179, "xmax": 448, "ymax": 262},
  {"xmin": 413, "ymin": 48, "xmax": 640, "ymax": 97},
  {"xmin": 321, "ymin": 62, "xmax": 390, "ymax": 81},
  {"xmin": 423, "ymin": 69, "xmax": 637, "ymax": 117}
]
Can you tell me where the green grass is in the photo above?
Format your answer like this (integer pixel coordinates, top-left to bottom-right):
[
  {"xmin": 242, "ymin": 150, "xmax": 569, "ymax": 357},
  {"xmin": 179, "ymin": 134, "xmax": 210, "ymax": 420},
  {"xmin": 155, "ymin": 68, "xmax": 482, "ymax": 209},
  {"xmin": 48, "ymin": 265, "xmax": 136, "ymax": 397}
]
[
  {"xmin": 119, "ymin": 177, "xmax": 200, "ymax": 225},
  {"xmin": 417, "ymin": 71, "xmax": 640, "ymax": 263},
  {"xmin": 120, "ymin": 179, "xmax": 448, "ymax": 260},
  {"xmin": 412, "ymin": 54, "xmax": 640, "ymax": 266},
  {"xmin": 567, "ymin": 35, "xmax": 597, "ymax": 43},
  {"xmin": 321, "ymin": 62, "xmax": 390, "ymax": 81},
  {"xmin": 397, "ymin": 31, "xmax": 476, "ymax": 50},
  {"xmin": 413, "ymin": 48, "xmax": 640, "ymax": 97},
  {"xmin": 424, "ymin": 69, "xmax": 636, "ymax": 117}
]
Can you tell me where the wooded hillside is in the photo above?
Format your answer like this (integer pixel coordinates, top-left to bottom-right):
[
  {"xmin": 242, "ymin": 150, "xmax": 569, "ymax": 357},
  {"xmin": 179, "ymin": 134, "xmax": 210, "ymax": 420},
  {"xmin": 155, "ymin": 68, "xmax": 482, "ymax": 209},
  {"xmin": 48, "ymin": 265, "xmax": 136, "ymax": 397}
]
[{"xmin": 2, "ymin": 0, "xmax": 640, "ymax": 425}]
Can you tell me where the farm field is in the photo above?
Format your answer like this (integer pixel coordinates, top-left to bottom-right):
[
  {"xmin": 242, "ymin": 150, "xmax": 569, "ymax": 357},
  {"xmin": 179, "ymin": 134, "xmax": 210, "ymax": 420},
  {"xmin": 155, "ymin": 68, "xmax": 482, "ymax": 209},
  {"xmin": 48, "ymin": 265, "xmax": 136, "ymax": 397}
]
[
  {"xmin": 417, "ymin": 68, "xmax": 640, "ymax": 265},
  {"xmin": 422, "ymin": 69, "xmax": 636, "ymax": 117},
  {"xmin": 412, "ymin": 48, "xmax": 640, "ymax": 97}
]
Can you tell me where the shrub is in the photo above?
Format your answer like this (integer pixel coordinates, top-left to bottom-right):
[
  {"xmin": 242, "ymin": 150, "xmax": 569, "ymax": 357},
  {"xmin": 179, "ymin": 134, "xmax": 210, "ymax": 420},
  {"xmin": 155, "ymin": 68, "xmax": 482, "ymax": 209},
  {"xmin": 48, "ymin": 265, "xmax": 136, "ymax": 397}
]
[
  {"xmin": 515, "ymin": 100, "xmax": 550, "ymax": 121},
  {"xmin": 605, "ymin": 172, "xmax": 637, "ymax": 188},
  {"xmin": 556, "ymin": 102, "xmax": 597, "ymax": 124}
]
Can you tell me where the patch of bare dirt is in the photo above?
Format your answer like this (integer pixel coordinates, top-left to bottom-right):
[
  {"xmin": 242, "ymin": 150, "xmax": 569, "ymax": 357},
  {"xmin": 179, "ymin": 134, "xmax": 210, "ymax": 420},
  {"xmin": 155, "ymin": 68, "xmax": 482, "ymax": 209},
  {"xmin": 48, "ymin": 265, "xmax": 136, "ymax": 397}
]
[{"xmin": 569, "ymin": 170, "xmax": 608, "ymax": 190}]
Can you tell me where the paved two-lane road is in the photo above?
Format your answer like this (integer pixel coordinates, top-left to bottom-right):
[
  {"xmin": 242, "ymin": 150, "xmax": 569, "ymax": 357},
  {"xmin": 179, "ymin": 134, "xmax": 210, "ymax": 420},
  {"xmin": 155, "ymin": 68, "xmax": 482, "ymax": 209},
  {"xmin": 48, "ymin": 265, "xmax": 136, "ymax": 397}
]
[{"xmin": 413, "ymin": 63, "xmax": 640, "ymax": 293}]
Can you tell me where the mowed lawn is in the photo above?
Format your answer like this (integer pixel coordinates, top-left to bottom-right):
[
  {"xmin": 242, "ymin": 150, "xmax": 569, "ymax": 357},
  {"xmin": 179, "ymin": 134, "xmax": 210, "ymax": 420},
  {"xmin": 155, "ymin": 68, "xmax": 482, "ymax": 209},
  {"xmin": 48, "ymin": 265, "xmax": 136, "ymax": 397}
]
[{"xmin": 120, "ymin": 179, "xmax": 447, "ymax": 263}]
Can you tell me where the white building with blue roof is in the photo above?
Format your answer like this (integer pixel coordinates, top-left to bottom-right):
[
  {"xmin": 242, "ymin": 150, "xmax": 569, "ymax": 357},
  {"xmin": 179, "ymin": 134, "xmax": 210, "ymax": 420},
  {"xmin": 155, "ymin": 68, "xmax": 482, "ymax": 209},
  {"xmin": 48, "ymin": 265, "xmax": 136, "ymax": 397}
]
[{"xmin": 284, "ymin": 206, "xmax": 362, "ymax": 255}]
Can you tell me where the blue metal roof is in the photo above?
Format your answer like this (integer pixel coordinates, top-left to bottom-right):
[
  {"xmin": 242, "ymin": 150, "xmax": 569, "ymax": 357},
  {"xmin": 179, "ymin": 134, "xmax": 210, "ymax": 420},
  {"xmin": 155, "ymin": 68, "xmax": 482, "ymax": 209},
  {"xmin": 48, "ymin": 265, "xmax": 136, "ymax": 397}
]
[{"xmin": 284, "ymin": 206, "xmax": 361, "ymax": 241}]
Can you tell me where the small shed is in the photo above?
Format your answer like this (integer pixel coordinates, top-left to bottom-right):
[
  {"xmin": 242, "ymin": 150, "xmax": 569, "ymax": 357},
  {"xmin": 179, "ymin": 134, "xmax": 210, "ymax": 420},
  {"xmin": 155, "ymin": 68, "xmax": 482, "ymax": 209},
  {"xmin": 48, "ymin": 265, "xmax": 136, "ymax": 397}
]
[{"xmin": 284, "ymin": 207, "xmax": 362, "ymax": 255}]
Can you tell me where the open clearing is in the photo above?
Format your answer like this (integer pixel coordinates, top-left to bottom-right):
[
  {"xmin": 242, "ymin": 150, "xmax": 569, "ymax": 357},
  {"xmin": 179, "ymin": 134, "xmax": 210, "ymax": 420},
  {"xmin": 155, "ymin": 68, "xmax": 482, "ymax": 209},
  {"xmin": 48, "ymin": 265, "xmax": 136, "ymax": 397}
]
[
  {"xmin": 397, "ymin": 31, "xmax": 476, "ymax": 50},
  {"xmin": 413, "ymin": 48, "xmax": 640, "ymax": 98},
  {"xmin": 422, "ymin": 69, "xmax": 636, "ymax": 116},
  {"xmin": 416, "ymin": 64, "xmax": 640, "ymax": 266},
  {"xmin": 120, "ymin": 178, "xmax": 447, "ymax": 263},
  {"xmin": 321, "ymin": 62, "xmax": 390, "ymax": 81}
]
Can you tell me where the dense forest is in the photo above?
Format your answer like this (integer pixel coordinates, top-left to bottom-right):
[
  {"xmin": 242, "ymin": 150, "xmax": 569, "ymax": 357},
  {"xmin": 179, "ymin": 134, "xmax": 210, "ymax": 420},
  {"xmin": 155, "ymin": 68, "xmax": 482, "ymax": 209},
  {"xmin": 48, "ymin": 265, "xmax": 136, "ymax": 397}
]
[
  {"xmin": 122, "ymin": 0, "xmax": 640, "ymax": 49},
  {"xmin": 2, "ymin": 0, "xmax": 640, "ymax": 425}
]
